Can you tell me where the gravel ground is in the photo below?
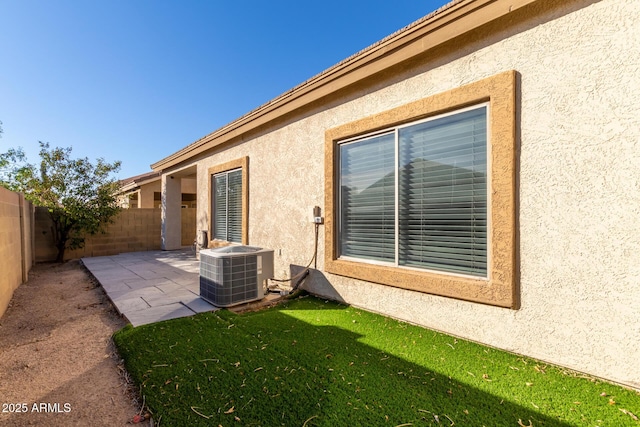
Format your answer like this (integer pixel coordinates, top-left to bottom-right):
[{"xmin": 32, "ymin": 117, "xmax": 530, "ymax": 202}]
[{"xmin": 0, "ymin": 260, "xmax": 151, "ymax": 426}]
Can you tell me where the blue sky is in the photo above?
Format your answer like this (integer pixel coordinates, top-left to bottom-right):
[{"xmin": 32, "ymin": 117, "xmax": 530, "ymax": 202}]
[{"xmin": 1, "ymin": 0, "xmax": 449, "ymax": 179}]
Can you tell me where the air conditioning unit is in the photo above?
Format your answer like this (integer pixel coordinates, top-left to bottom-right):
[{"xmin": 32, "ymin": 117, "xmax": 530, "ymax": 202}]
[{"xmin": 199, "ymin": 246, "xmax": 274, "ymax": 307}]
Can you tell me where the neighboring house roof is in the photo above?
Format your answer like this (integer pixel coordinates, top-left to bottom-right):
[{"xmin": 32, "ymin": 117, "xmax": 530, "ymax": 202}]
[
  {"xmin": 151, "ymin": 0, "xmax": 538, "ymax": 172},
  {"xmin": 118, "ymin": 171, "xmax": 161, "ymax": 194}
]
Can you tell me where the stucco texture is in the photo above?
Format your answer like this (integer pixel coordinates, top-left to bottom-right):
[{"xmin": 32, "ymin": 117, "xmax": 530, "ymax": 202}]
[{"xmin": 178, "ymin": 0, "xmax": 640, "ymax": 388}]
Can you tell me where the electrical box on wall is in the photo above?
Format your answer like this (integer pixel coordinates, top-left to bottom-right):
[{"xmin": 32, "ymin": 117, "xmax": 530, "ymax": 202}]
[{"xmin": 313, "ymin": 206, "xmax": 324, "ymax": 224}]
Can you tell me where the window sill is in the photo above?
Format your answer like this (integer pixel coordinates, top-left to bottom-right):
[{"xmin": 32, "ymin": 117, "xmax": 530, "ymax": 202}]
[{"xmin": 326, "ymin": 257, "xmax": 513, "ymax": 308}]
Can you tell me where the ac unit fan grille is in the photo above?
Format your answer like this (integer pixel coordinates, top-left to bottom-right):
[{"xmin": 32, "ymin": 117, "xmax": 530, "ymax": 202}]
[{"xmin": 200, "ymin": 254, "xmax": 259, "ymax": 306}]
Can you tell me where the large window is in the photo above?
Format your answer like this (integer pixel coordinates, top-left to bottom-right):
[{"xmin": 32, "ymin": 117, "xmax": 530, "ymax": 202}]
[
  {"xmin": 324, "ymin": 71, "xmax": 517, "ymax": 308},
  {"xmin": 208, "ymin": 157, "xmax": 249, "ymax": 245},
  {"xmin": 213, "ymin": 169, "xmax": 242, "ymax": 243},
  {"xmin": 339, "ymin": 105, "xmax": 488, "ymax": 277}
]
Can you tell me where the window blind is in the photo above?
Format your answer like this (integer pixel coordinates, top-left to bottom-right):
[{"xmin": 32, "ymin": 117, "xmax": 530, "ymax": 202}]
[
  {"xmin": 338, "ymin": 105, "xmax": 488, "ymax": 277},
  {"xmin": 213, "ymin": 174, "xmax": 228, "ymax": 241},
  {"xmin": 399, "ymin": 107, "xmax": 487, "ymax": 276},
  {"xmin": 227, "ymin": 169, "xmax": 242, "ymax": 243},
  {"xmin": 339, "ymin": 133, "xmax": 395, "ymax": 262},
  {"xmin": 213, "ymin": 169, "xmax": 242, "ymax": 243}
]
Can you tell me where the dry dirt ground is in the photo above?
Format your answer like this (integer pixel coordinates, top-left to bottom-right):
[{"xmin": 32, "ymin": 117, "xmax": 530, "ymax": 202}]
[{"xmin": 0, "ymin": 260, "xmax": 151, "ymax": 426}]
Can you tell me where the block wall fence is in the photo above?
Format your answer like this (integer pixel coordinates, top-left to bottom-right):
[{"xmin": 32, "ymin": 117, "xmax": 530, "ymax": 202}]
[
  {"xmin": 1, "ymin": 203, "xmax": 196, "ymax": 317},
  {"xmin": 34, "ymin": 208, "xmax": 162, "ymax": 261},
  {"xmin": 34, "ymin": 207, "xmax": 197, "ymax": 262},
  {"xmin": 0, "ymin": 187, "xmax": 34, "ymax": 318}
]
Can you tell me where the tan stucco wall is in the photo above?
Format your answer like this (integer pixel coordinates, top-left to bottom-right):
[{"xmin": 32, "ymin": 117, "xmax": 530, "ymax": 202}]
[
  {"xmin": 161, "ymin": 175, "xmax": 182, "ymax": 250},
  {"xmin": 0, "ymin": 187, "xmax": 34, "ymax": 318},
  {"xmin": 139, "ymin": 182, "xmax": 157, "ymax": 208},
  {"xmin": 181, "ymin": 208, "xmax": 197, "ymax": 246},
  {"xmin": 172, "ymin": 0, "xmax": 639, "ymax": 388},
  {"xmin": 181, "ymin": 178, "xmax": 196, "ymax": 194}
]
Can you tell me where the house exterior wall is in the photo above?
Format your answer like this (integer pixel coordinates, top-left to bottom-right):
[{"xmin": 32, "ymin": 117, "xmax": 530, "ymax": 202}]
[
  {"xmin": 181, "ymin": 178, "xmax": 197, "ymax": 194},
  {"xmin": 139, "ymin": 183, "xmax": 157, "ymax": 208},
  {"xmin": 161, "ymin": 175, "xmax": 182, "ymax": 250},
  {"xmin": 181, "ymin": 208, "xmax": 197, "ymax": 246},
  {"xmin": 172, "ymin": 0, "xmax": 639, "ymax": 388}
]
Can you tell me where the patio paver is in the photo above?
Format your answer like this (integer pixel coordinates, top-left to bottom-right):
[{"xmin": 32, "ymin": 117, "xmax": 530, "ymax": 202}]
[
  {"xmin": 125, "ymin": 303, "xmax": 197, "ymax": 326},
  {"xmin": 82, "ymin": 249, "xmax": 218, "ymax": 327}
]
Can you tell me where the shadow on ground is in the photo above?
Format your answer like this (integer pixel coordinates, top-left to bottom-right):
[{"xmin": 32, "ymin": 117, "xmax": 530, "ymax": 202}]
[{"xmin": 114, "ymin": 297, "xmax": 582, "ymax": 427}]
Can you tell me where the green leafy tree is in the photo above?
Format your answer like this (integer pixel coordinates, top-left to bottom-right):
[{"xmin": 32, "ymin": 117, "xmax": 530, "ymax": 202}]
[{"xmin": 0, "ymin": 142, "xmax": 122, "ymax": 262}]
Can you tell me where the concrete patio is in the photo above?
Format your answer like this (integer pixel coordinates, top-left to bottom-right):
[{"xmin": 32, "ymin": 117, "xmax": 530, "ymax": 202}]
[{"xmin": 82, "ymin": 249, "xmax": 217, "ymax": 327}]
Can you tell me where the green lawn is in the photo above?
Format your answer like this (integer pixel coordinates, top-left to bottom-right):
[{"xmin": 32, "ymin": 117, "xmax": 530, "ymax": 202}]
[{"xmin": 113, "ymin": 296, "xmax": 639, "ymax": 427}]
